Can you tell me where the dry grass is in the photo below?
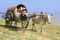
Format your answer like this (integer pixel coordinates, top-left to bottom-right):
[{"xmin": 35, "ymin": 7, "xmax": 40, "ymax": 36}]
[{"xmin": 0, "ymin": 20, "xmax": 60, "ymax": 40}]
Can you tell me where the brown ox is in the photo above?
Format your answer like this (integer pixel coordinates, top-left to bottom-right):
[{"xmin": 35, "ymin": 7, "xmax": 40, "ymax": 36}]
[{"xmin": 4, "ymin": 4, "xmax": 29, "ymax": 32}]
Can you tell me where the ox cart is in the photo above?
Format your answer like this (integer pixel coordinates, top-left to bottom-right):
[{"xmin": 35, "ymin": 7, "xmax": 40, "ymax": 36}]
[{"xmin": 4, "ymin": 4, "xmax": 29, "ymax": 29}]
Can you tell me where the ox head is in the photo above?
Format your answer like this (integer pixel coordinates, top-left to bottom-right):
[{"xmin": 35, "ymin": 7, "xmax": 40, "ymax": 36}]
[
  {"xmin": 15, "ymin": 4, "xmax": 28, "ymax": 21},
  {"xmin": 16, "ymin": 4, "xmax": 28, "ymax": 13}
]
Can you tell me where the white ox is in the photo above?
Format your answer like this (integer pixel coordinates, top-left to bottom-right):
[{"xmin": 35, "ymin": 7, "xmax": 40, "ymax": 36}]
[{"xmin": 30, "ymin": 13, "xmax": 52, "ymax": 32}]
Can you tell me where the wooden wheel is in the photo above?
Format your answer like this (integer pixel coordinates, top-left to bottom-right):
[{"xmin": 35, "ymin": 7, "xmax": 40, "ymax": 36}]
[{"xmin": 5, "ymin": 12, "xmax": 13, "ymax": 27}]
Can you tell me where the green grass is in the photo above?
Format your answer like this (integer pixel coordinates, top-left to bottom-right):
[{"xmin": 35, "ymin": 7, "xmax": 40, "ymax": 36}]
[{"xmin": 0, "ymin": 20, "xmax": 60, "ymax": 40}]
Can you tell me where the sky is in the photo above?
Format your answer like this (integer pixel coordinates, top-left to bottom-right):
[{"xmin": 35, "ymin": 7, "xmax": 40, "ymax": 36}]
[
  {"xmin": 0, "ymin": 0, "xmax": 60, "ymax": 13},
  {"xmin": 0, "ymin": 0, "xmax": 60, "ymax": 25}
]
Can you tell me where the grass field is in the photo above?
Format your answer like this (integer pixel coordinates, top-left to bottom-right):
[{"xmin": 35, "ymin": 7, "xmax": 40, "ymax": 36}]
[{"xmin": 0, "ymin": 20, "xmax": 60, "ymax": 40}]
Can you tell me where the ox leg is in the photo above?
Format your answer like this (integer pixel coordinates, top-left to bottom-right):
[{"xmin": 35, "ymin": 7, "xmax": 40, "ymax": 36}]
[
  {"xmin": 40, "ymin": 24, "xmax": 44, "ymax": 32},
  {"xmin": 25, "ymin": 21, "xmax": 29, "ymax": 29},
  {"xmin": 5, "ymin": 20, "xmax": 10, "ymax": 27},
  {"xmin": 32, "ymin": 23, "xmax": 37, "ymax": 31},
  {"xmin": 40, "ymin": 26, "xmax": 43, "ymax": 32},
  {"xmin": 14, "ymin": 21, "xmax": 17, "ymax": 27},
  {"xmin": 32, "ymin": 23, "xmax": 34, "ymax": 30},
  {"xmin": 21, "ymin": 21, "xmax": 26, "ymax": 33},
  {"xmin": 9, "ymin": 21, "xmax": 13, "ymax": 26}
]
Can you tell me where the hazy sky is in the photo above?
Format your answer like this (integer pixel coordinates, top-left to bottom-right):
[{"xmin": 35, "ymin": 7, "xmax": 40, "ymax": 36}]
[
  {"xmin": 0, "ymin": 0, "xmax": 60, "ymax": 25},
  {"xmin": 0, "ymin": 0, "xmax": 60, "ymax": 13}
]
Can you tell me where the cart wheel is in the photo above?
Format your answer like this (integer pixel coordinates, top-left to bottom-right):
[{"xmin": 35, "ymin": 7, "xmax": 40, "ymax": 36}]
[
  {"xmin": 5, "ymin": 12, "xmax": 13, "ymax": 27},
  {"xmin": 5, "ymin": 20, "xmax": 13, "ymax": 27}
]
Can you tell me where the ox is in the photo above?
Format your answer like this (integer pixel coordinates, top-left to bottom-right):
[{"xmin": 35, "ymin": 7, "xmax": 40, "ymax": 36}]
[
  {"xmin": 4, "ymin": 4, "xmax": 29, "ymax": 32},
  {"xmin": 30, "ymin": 12, "xmax": 52, "ymax": 32}
]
